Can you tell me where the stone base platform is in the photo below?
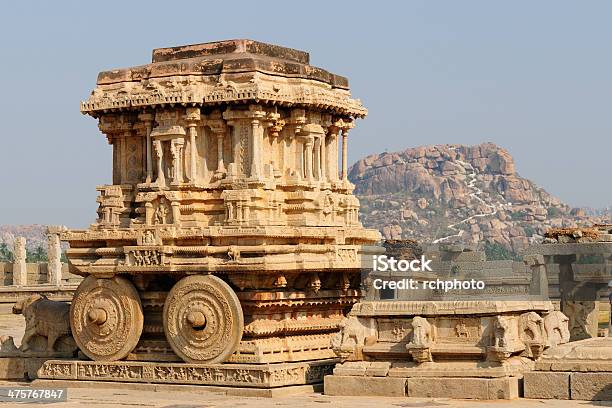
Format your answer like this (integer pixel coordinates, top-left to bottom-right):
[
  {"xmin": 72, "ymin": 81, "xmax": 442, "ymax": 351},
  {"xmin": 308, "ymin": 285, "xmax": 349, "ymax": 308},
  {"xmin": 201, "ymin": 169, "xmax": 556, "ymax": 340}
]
[
  {"xmin": 33, "ymin": 379, "xmax": 323, "ymax": 398},
  {"xmin": 524, "ymin": 338, "xmax": 612, "ymax": 401},
  {"xmin": 325, "ymin": 375, "xmax": 519, "ymax": 399},
  {"xmin": 37, "ymin": 358, "xmax": 337, "ymax": 389},
  {"xmin": 324, "ymin": 360, "xmax": 528, "ymax": 399}
]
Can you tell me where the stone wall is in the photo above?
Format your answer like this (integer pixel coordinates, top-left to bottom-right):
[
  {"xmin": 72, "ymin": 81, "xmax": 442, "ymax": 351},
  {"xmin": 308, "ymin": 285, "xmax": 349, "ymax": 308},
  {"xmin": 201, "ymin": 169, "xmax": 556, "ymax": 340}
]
[{"xmin": 0, "ymin": 262, "xmax": 79, "ymax": 286}]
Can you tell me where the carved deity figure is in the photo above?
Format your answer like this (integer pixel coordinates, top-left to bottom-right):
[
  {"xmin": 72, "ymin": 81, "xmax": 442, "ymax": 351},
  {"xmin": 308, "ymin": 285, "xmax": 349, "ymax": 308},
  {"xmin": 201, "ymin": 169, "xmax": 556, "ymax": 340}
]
[{"xmin": 154, "ymin": 198, "xmax": 170, "ymax": 225}]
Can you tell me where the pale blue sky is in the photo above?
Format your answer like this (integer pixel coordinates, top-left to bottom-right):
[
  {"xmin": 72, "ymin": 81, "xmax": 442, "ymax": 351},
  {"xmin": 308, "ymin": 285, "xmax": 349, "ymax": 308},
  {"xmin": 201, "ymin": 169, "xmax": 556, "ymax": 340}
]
[{"xmin": 0, "ymin": 1, "xmax": 610, "ymax": 227}]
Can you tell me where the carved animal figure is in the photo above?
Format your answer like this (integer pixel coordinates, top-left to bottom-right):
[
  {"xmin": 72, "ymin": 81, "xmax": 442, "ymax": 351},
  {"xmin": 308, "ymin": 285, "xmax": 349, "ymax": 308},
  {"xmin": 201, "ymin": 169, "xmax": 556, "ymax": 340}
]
[
  {"xmin": 543, "ymin": 310, "xmax": 571, "ymax": 347},
  {"xmin": 493, "ymin": 316, "xmax": 511, "ymax": 348},
  {"xmin": 519, "ymin": 312, "xmax": 544, "ymax": 343},
  {"xmin": 410, "ymin": 316, "xmax": 433, "ymax": 347},
  {"xmin": 330, "ymin": 316, "xmax": 376, "ymax": 360},
  {"xmin": 12, "ymin": 295, "xmax": 74, "ymax": 353}
]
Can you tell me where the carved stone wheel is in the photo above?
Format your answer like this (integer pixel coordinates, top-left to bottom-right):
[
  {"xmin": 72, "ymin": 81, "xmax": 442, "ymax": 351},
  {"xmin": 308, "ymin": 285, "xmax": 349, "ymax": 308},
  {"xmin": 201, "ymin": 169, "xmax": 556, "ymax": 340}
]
[
  {"xmin": 163, "ymin": 275, "xmax": 244, "ymax": 364},
  {"xmin": 70, "ymin": 275, "xmax": 144, "ymax": 361}
]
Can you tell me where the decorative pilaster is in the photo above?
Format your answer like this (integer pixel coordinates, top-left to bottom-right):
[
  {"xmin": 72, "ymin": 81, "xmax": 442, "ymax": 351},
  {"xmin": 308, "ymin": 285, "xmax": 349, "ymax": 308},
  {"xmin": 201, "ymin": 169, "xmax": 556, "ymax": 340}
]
[
  {"xmin": 304, "ymin": 136, "xmax": 314, "ymax": 181},
  {"xmin": 251, "ymin": 120, "xmax": 263, "ymax": 179},
  {"xmin": 153, "ymin": 140, "xmax": 165, "ymax": 186},
  {"xmin": 185, "ymin": 107, "xmax": 201, "ymax": 183},
  {"xmin": 319, "ymin": 134, "xmax": 326, "ymax": 181},
  {"xmin": 313, "ymin": 137, "xmax": 321, "ymax": 180},
  {"xmin": 341, "ymin": 129, "xmax": 348, "ymax": 181},
  {"xmin": 139, "ymin": 113, "xmax": 154, "ymax": 183},
  {"xmin": 206, "ymin": 116, "xmax": 227, "ymax": 179},
  {"xmin": 170, "ymin": 139, "xmax": 185, "ymax": 185},
  {"xmin": 326, "ymin": 126, "xmax": 340, "ymax": 182}
]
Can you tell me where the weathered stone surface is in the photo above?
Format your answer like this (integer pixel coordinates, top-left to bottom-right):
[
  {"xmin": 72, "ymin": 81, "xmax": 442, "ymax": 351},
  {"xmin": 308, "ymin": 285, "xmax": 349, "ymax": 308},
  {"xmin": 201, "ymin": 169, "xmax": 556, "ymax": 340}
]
[
  {"xmin": 324, "ymin": 375, "xmax": 406, "ymax": 397},
  {"xmin": 570, "ymin": 372, "xmax": 612, "ymax": 400},
  {"xmin": 38, "ymin": 358, "xmax": 337, "ymax": 388},
  {"xmin": 523, "ymin": 371, "xmax": 570, "ymax": 399},
  {"xmin": 12, "ymin": 295, "xmax": 77, "ymax": 356},
  {"xmin": 83, "ymin": 39, "xmax": 364, "ymax": 116},
  {"xmin": 58, "ymin": 39, "xmax": 382, "ymax": 369},
  {"xmin": 12, "ymin": 237, "xmax": 27, "ymax": 286},
  {"xmin": 535, "ymin": 337, "xmax": 612, "ymax": 372},
  {"xmin": 0, "ymin": 357, "xmax": 25, "ymax": 379},
  {"xmin": 405, "ymin": 376, "xmax": 518, "ymax": 399},
  {"xmin": 33, "ymin": 379, "xmax": 323, "ymax": 398}
]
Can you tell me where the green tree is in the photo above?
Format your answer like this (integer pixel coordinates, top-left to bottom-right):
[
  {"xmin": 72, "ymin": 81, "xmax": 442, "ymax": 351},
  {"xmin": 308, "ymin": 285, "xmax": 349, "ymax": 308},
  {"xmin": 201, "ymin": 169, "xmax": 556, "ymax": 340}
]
[
  {"xmin": 27, "ymin": 245, "xmax": 48, "ymax": 263},
  {"xmin": 0, "ymin": 243, "xmax": 14, "ymax": 262},
  {"xmin": 484, "ymin": 241, "xmax": 520, "ymax": 261}
]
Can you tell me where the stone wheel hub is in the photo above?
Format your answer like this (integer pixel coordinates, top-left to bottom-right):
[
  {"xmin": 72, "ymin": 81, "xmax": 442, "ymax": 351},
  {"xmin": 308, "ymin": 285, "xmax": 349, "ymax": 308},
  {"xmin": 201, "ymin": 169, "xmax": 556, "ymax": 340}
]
[
  {"xmin": 163, "ymin": 275, "xmax": 244, "ymax": 363},
  {"xmin": 70, "ymin": 275, "xmax": 143, "ymax": 361}
]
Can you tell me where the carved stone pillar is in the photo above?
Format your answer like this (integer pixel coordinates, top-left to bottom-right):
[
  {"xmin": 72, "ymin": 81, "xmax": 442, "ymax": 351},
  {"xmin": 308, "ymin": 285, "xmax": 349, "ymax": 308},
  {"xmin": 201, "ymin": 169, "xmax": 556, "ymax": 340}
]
[
  {"xmin": 524, "ymin": 254, "xmax": 549, "ymax": 298},
  {"xmin": 206, "ymin": 119, "xmax": 227, "ymax": 179},
  {"xmin": 185, "ymin": 107, "xmax": 200, "ymax": 183},
  {"xmin": 326, "ymin": 128, "xmax": 339, "ymax": 181},
  {"xmin": 319, "ymin": 134, "xmax": 326, "ymax": 181},
  {"xmin": 12, "ymin": 237, "xmax": 27, "ymax": 286},
  {"xmin": 304, "ymin": 137, "xmax": 314, "ymax": 181},
  {"xmin": 313, "ymin": 137, "xmax": 321, "ymax": 180},
  {"xmin": 170, "ymin": 139, "xmax": 185, "ymax": 185},
  {"xmin": 153, "ymin": 140, "xmax": 165, "ymax": 186},
  {"xmin": 557, "ymin": 254, "xmax": 599, "ymax": 340},
  {"xmin": 47, "ymin": 233, "xmax": 62, "ymax": 286},
  {"xmin": 139, "ymin": 113, "xmax": 154, "ymax": 183},
  {"xmin": 341, "ymin": 129, "xmax": 348, "ymax": 181},
  {"xmin": 251, "ymin": 119, "xmax": 263, "ymax": 178},
  {"xmin": 171, "ymin": 201, "xmax": 181, "ymax": 226}
]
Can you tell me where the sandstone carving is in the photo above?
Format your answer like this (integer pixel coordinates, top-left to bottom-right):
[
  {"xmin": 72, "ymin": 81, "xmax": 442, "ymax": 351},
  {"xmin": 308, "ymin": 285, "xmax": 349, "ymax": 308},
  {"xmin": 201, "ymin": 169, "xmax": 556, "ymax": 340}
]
[
  {"xmin": 331, "ymin": 315, "xmax": 377, "ymax": 361},
  {"xmin": 543, "ymin": 311, "xmax": 571, "ymax": 348},
  {"xmin": 406, "ymin": 316, "xmax": 433, "ymax": 363},
  {"xmin": 47, "ymin": 232, "xmax": 63, "ymax": 286},
  {"xmin": 526, "ymin": 225, "xmax": 612, "ymax": 341},
  {"xmin": 519, "ymin": 311, "xmax": 545, "ymax": 359},
  {"xmin": 56, "ymin": 39, "xmax": 380, "ymax": 368},
  {"xmin": 327, "ymin": 300, "xmax": 574, "ymax": 400},
  {"xmin": 13, "ymin": 236, "xmax": 27, "ymax": 286},
  {"xmin": 12, "ymin": 295, "xmax": 77, "ymax": 354}
]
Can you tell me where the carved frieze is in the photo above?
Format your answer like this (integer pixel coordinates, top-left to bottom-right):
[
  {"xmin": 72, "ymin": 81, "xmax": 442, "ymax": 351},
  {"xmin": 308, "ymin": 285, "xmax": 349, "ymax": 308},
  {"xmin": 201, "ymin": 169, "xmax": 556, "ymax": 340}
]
[{"xmin": 38, "ymin": 359, "xmax": 337, "ymax": 388}]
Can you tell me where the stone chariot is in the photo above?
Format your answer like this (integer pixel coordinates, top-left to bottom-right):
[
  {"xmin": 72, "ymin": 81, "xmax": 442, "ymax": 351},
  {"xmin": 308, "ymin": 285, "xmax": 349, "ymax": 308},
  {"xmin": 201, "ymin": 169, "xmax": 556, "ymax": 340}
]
[{"xmin": 60, "ymin": 40, "xmax": 380, "ymax": 368}]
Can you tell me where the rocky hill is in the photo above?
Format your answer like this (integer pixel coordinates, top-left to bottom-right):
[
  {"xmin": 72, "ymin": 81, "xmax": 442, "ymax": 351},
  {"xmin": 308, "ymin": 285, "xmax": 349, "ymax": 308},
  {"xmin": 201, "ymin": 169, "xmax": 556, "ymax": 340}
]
[
  {"xmin": 350, "ymin": 143, "xmax": 610, "ymax": 256},
  {"xmin": 0, "ymin": 225, "xmax": 50, "ymax": 251}
]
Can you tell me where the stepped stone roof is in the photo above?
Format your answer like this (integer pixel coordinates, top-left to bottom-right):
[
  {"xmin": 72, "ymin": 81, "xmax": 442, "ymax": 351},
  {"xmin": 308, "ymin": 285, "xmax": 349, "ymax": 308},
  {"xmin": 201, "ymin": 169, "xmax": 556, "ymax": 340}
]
[{"xmin": 81, "ymin": 39, "xmax": 366, "ymax": 118}]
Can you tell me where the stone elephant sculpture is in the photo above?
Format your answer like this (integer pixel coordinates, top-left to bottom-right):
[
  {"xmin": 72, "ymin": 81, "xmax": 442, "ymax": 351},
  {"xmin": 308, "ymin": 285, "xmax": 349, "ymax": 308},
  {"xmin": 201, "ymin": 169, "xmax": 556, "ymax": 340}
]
[{"xmin": 12, "ymin": 294, "xmax": 76, "ymax": 354}]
